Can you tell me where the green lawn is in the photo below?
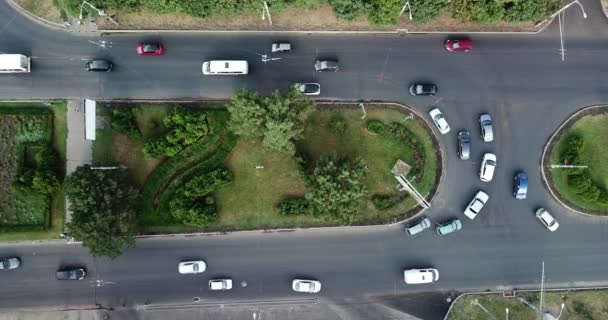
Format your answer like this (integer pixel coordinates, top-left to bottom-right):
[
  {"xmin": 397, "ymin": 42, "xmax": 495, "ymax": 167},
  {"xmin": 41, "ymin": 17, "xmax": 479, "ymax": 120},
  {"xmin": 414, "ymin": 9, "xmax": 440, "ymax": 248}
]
[
  {"xmin": 549, "ymin": 113, "xmax": 608, "ymax": 212},
  {"xmin": 0, "ymin": 101, "xmax": 67, "ymax": 241},
  {"xmin": 448, "ymin": 291, "xmax": 608, "ymax": 320}
]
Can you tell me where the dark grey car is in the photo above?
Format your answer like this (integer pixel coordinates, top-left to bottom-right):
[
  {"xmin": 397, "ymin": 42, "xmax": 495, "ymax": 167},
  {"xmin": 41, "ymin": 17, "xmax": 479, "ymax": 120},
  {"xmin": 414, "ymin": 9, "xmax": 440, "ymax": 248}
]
[
  {"xmin": 56, "ymin": 267, "xmax": 87, "ymax": 280},
  {"xmin": 314, "ymin": 60, "xmax": 339, "ymax": 72},
  {"xmin": 85, "ymin": 60, "xmax": 113, "ymax": 72},
  {"xmin": 458, "ymin": 130, "xmax": 471, "ymax": 160}
]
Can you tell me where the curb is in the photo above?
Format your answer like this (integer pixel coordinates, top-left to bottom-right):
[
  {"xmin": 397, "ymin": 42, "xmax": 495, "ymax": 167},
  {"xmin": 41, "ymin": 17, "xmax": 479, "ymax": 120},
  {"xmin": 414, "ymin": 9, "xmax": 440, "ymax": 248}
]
[
  {"xmin": 603, "ymin": 0, "xmax": 608, "ymax": 20},
  {"xmin": 443, "ymin": 285, "xmax": 608, "ymax": 320},
  {"xmin": 5, "ymin": 0, "xmax": 68, "ymax": 31},
  {"xmin": 540, "ymin": 105, "xmax": 608, "ymax": 218}
]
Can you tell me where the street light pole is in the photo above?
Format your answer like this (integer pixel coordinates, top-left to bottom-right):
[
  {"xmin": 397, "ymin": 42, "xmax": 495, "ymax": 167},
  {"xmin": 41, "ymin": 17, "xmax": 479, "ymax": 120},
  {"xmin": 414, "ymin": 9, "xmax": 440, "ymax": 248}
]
[
  {"xmin": 555, "ymin": 303, "xmax": 566, "ymax": 320},
  {"xmin": 549, "ymin": 0, "xmax": 587, "ymax": 19},
  {"xmin": 506, "ymin": 308, "xmax": 509, "ymax": 320}
]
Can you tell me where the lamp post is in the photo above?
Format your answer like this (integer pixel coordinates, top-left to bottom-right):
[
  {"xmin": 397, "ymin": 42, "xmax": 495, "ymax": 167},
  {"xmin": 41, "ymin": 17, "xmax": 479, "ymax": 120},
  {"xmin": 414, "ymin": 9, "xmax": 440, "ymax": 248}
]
[
  {"xmin": 549, "ymin": 0, "xmax": 587, "ymax": 20},
  {"xmin": 506, "ymin": 308, "xmax": 509, "ymax": 320},
  {"xmin": 555, "ymin": 303, "xmax": 566, "ymax": 320}
]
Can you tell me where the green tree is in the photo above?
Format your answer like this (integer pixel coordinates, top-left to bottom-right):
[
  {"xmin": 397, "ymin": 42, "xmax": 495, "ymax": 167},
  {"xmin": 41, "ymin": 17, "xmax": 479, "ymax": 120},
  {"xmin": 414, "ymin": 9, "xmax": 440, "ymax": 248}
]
[
  {"xmin": 328, "ymin": 0, "xmax": 368, "ymax": 20},
  {"xmin": 65, "ymin": 165, "xmax": 140, "ymax": 259},
  {"xmin": 305, "ymin": 153, "xmax": 367, "ymax": 224},
  {"xmin": 368, "ymin": 0, "xmax": 402, "ymax": 25},
  {"xmin": 227, "ymin": 89, "xmax": 267, "ymax": 138}
]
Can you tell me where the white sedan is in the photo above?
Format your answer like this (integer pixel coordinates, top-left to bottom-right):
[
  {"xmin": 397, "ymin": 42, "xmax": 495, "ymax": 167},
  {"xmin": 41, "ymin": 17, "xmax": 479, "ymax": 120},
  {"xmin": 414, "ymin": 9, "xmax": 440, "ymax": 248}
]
[
  {"xmin": 209, "ymin": 279, "xmax": 233, "ymax": 290},
  {"xmin": 429, "ymin": 108, "xmax": 450, "ymax": 135},
  {"xmin": 479, "ymin": 153, "xmax": 497, "ymax": 182},
  {"xmin": 292, "ymin": 279, "xmax": 321, "ymax": 293},
  {"xmin": 535, "ymin": 208, "xmax": 559, "ymax": 232},
  {"xmin": 178, "ymin": 260, "xmax": 206, "ymax": 274},
  {"xmin": 463, "ymin": 191, "xmax": 489, "ymax": 220}
]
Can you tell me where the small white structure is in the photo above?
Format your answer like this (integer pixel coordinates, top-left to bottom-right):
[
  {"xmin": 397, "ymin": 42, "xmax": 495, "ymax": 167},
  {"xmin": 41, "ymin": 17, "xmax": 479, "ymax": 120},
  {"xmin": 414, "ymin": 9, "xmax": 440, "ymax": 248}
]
[{"xmin": 84, "ymin": 99, "xmax": 96, "ymax": 140}]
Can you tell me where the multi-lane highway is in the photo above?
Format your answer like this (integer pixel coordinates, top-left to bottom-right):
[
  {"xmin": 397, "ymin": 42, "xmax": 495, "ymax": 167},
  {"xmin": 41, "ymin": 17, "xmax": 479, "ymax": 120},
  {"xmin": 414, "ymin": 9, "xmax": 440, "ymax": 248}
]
[{"xmin": 2, "ymin": 0, "xmax": 608, "ymax": 312}]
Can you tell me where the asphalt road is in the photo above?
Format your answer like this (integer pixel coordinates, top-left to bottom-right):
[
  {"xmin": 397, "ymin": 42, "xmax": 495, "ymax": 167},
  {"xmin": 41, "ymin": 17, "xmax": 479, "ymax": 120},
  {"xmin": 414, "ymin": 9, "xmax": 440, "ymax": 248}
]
[{"xmin": 2, "ymin": 0, "xmax": 608, "ymax": 313}]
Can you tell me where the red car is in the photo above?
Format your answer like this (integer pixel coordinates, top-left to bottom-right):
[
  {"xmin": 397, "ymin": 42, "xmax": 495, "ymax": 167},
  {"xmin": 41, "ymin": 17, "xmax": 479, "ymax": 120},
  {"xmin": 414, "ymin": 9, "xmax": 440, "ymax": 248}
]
[
  {"xmin": 137, "ymin": 43, "xmax": 164, "ymax": 56},
  {"xmin": 444, "ymin": 39, "xmax": 472, "ymax": 52}
]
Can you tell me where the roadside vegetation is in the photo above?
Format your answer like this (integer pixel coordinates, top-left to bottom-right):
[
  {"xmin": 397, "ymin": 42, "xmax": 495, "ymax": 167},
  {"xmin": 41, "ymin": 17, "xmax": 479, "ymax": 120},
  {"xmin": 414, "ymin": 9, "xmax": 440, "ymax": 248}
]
[
  {"xmin": 62, "ymin": 0, "xmax": 561, "ymax": 27},
  {"xmin": 448, "ymin": 290, "xmax": 608, "ymax": 320},
  {"xmin": 549, "ymin": 112, "xmax": 608, "ymax": 213},
  {"xmin": 0, "ymin": 102, "xmax": 66, "ymax": 241}
]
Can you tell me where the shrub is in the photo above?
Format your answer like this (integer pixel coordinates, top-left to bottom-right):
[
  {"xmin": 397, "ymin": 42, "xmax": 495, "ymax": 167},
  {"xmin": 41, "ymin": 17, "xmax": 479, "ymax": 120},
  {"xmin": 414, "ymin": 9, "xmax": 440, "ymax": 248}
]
[
  {"xmin": 366, "ymin": 119, "xmax": 385, "ymax": 134},
  {"xmin": 330, "ymin": 115, "xmax": 347, "ymax": 135},
  {"xmin": 169, "ymin": 196, "xmax": 218, "ymax": 227},
  {"xmin": 110, "ymin": 107, "xmax": 141, "ymax": 139},
  {"xmin": 372, "ymin": 193, "xmax": 408, "ymax": 210},
  {"xmin": 328, "ymin": 0, "xmax": 368, "ymax": 20},
  {"xmin": 277, "ymin": 198, "xmax": 309, "ymax": 216}
]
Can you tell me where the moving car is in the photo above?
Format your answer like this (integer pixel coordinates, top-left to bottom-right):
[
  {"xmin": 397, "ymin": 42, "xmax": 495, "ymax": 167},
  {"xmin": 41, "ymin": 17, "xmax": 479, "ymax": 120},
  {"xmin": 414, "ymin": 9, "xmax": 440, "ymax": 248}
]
[
  {"xmin": 429, "ymin": 108, "xmax": 450, "ymax": 135},
  {"xmin": 85, "ymin": 59, "xmax": 112, "ymax": 72},
  {"xmin": 56, "ymin": 267, "xmax": 86, "ymax": 280},
  {"xmin": 409, "ymin": 83, "xmax": 437, "ymax": 96},
  {"xmin": 314, "ymin": 60, "xmax": 339, "ymax": 72},
  {"xmin": 444, "ymin": 39, "xmax": 473, "ymax": 52},
  {"xmin": 436, "ymin": 218, "xmax": 462, "ymax": 236},
  {"xmin": 0, "ymin": 257, "xmax": 21, "ymax": 270},
  {"xmin": 292, "ymin": 279, "xmax": 321, "ymax": 293},
  {"xmin": 457, "ymin": 130, "xmax": 471, "ymax": 160},
  {"xmin": 479, "ymin": 153, "xmax": 497, "ymax": 182},
  {"xmin": 463, "ymin": 191, "xmax": 489, "ymax": 220},
  {"xmin": 514, "ymin": 171, "xmax": 528, "ymax": 199},
  {"xmin": 479, "ymin": 113, "xmax": 494, "ymax": 142},
  {"xmin": 405, "ymin": 217, "xmax": 432, "ymax": 236},
  {"xmin": 178, "ymin": 260, "xmax": 207, "ymax": 274},
  {"xmin": 137, "ymin": 43, "xmax": 164, "ymax": 56},
  {"xmin": 535, "ymin": 208, "xmax": 559, "ymax": 232},
  {"xmin": 209, "ymin": 279, "xmax": 233, "ymax": 291},
  {"xmin": 294, "ymin": 83, "xmax": 321, "ymax": 96},
  {"xmin": 271, "ymin": 42, "xmax": 291, "ymax": 53},
  {"xmin": 403, "ymin": 268, "xmax": 439, "ymax": 284}
]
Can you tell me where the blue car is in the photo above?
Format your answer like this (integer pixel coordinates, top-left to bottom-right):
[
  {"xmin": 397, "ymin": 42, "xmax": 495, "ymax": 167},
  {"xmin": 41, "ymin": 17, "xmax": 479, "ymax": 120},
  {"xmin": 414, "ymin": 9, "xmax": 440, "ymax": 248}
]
[{"xmin": 514, "ymin": 171, "xmax": 528, "ymax": 199}]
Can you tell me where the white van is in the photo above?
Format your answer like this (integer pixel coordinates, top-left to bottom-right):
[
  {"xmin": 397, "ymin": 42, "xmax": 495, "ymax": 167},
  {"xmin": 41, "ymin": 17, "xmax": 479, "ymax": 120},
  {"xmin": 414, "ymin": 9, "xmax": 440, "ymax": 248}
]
[
  {"xmin": 202, "ymin": 60, "xmax": 248, "ymax": 75},
  {"xmin": 403, "ymin": 268, "xmax": 439, "ymax": 284}
]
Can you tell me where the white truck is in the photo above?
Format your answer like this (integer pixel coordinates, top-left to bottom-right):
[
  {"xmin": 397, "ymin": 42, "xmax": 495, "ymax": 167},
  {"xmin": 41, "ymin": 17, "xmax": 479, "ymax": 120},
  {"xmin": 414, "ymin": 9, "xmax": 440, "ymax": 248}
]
[{"xmin": 0, "ymin": 54, "xmax": 31, "ymax": 73}]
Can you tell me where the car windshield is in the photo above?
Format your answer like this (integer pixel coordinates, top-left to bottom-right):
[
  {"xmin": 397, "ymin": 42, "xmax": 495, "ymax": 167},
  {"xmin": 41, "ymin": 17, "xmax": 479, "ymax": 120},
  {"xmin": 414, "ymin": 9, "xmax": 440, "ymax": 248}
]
[
  {"xmin": 453, "ymin": 42, "xmax": 460, "ymax": 48},
  {"xmin": 144, "ymin": 44, "xmax": 158, "ymax": 52},
  {"xmin": 434, "ymin": 114, "xmax": 443, "ymax": 121},
  {"xmin": 487, "ymin": 160, "xmax": 496, "ymax": 166}
]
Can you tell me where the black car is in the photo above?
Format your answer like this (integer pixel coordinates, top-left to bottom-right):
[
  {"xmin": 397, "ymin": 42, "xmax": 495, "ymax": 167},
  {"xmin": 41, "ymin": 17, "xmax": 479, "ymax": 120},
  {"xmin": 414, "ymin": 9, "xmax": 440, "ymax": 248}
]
[
  {"xmin": 409, "ymin": 83, "xmax": 437, "ymax": 96},
  {"xmin": 85, "ymin": 60, "xmax": 113, "ymax": 72},
  {"xmin": 56, "ymin": 267, "xmax": 87, "ymax": 280}
]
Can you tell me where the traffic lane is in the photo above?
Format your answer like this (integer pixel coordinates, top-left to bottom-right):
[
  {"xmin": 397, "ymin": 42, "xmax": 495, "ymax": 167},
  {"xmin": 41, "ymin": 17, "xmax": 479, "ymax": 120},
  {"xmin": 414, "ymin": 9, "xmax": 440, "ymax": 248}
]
[{"xmin": 0, "ymin": 244, "xmax": 95, "ymax": 309}]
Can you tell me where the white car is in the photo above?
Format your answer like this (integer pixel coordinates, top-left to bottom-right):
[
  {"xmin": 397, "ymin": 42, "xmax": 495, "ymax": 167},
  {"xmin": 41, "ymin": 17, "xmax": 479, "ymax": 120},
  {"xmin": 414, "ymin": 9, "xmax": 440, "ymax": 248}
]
[
  {"xmin": 479, "ymin": 113, "xmax": 494, "ymax": 142},
  {"xmin": 479, "ymin": 153, "xmax": 497, "ymax": 182},
  {"xmin": 294, "ymin": 83, "xmax": 321, "ymax": 96},
  {"xmin": 429, "ymin": 108, "xmax": 450, "ymax": 135},
  {"xmin": 178, "ymin": 260, "xmax": 206, "ymax": 274},
  {"xmin": 292, "ymin": 279, "xmax": 321, "ymax": 293},
  {"xmin": 463, "ymin": 191, "xmax": 489, "ymax": 220},
  {"xmin": 209, "ymin": 279, "xmax": 233, "ymax": 291},
  {"xmin": 403, "ymin": 268, "xmax": 439, "ymax": 284},
  {"xmin": 535, "ymin": 208, "xmax": 559, "ymax": 232}
]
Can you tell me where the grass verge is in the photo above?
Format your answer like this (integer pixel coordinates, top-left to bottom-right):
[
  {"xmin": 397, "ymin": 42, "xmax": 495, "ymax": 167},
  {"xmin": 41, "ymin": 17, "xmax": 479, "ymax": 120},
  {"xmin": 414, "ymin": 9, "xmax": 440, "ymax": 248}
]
[
  {"xmin": 448, "ymin": 291, "xmax": 608, "ymax": 320},
  {"xmin": 549, "ymin": 112, "xmax": 608, "ymax": 212}
]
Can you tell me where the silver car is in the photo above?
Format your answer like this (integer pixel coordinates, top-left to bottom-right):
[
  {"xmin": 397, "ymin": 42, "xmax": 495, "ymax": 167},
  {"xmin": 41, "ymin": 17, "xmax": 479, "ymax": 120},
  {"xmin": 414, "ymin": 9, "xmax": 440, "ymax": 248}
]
[
  {"xmin": 294, "ymin": 83, "xmax": 321, "ymax": 96},
  {"xmin": 0, "ymin": 257, "xmax": 21, "ymax": 270},
  {"xmin": 479, "ymin": 113, "xmax": 494, "ymax": 142},
  {"xmin": 405, "ymin": 217, "xmax": 432, "ymax": 235},
  {"xmin": 314, "ymin": 60, "xmax": 339, "ymax": 72},
  {"xmin": 457, "ymin": 130, "xmax": 470, "ymax": 160}
]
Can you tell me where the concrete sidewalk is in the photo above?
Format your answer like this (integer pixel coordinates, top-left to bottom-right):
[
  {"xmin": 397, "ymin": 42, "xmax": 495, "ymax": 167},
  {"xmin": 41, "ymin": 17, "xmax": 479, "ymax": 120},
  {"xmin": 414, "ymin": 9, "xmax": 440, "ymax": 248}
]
[{"xmin": 0, "ymin": 310, "xmax": 105, "ymax": 320}]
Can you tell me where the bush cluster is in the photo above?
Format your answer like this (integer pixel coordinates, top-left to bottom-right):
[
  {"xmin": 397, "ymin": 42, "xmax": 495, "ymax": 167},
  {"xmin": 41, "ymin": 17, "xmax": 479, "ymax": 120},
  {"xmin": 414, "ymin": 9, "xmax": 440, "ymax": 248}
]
[
  {"xmin": 110, "ymin": 107, "xmax": 141, "ymax": 139},
  {"xmin": 366, "ymin": 119, "xmax": 384, "ymax": 134},
  {"xmin": 169, "ymin": 168, "xmax": 233, "ymax": 227},
  {"xmin": 371, "ymin": 192, "xmax": 407, "ymax": 210},
  {"xmin": 277, "ymin": 198, "xmax": 309, "ymax": 216},
  {"xmin": 560, "ymin": 135, "xmax": 608, "ymax": 207},
  {"xmin": 143, "ymin": 107, "xmax": 209, "ymax": 159},
  {"xmin": 329, "ymin": 115, "xmax": 347, "ymax": 135},
  {"xmin": 383, "ymin": 122, "xmax": 425, "ymax": 177},
  {"xmin": 14, "ymin": 146, "xmax": 61, "ymax": 195}
]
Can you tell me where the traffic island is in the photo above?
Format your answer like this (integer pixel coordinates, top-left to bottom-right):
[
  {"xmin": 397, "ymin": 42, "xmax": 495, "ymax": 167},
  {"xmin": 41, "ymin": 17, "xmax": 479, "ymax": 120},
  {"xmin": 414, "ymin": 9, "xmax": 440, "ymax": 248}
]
[
  {"xmin": 89, "ymin": 99, "xmax": 440, "ymax": 235},
  {"xmin": 542, "ymin": 106, "xmax": 608, "ymax": 215}
]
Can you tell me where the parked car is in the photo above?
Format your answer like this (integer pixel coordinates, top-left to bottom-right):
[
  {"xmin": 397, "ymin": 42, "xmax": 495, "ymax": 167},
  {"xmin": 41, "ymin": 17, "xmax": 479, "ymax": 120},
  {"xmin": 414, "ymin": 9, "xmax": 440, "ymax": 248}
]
[
  {"xmin": 479, "ymin": 153, "xmax": 497, "ymax": 182},
  {"xmin": 514, "ymin": 171, "xmax": 528, "ymax": 199},
  {"xmin": 463, "ymin": 191, "xmax": 489, "ymax": 220},
  {"xmin": 403, "ymin": 268, "xmax": 439, "ymax": 284},
  {"xmin": 0, "ymin": 257, "xmax": 21, "ymax": 270},
  {"xmin": 405, "ymin": 217, "xmax": 432, "ymax": 236},
  {"xmin": 444, "ymin": 39, "xmax": 473, "ymax": 52},
  {"xmin": 314, "ymin": 60, "xmax": 339, "ymax": 72},
  {"xmin": 457, "ymin": 130, "xmax": 471, "ymax": 160},
  {"xmin": 409, "ymin": 83, "xmax": 437, "ymax": 96},
  {"xmin": 479, "ymin": 113, "xmax": 494, "ymax": 142},
  {"xmin": 137, "ymin": 43, "xmax": 164, "ymax": 56},
  {"xmin": 429, "ymin": 108, "xmax": 450, "ymax": 135},
  {"xmin": 436, "ymin": 218, "xmax": 462, "ymax": 236},
  {"xmin": 56, "ymin": 267, "xmax": 86, "ymax": 280},
  {"xmin": 85, "ymin": 59, "xmax": 112, "ymax": 72},
  {"xmin": 271, "ymin": 42, "xmax": 291, "ymax": 53},
  {"xmin": 209, "ymin": 279, "xmax": 233, "ymax": 291},
  {"xmin": 294, "ymin": 83, "xmax": 321, "ymax": 96},
  {"xmin": 178, "ymin": 260, "xmax": 207, "ymax": 274},
  {"xmin": 535, "ymin": 208, "xmax": 559, "ymax": 232},
  {"xmin": 292, "ymin": 279, "xmax": 321, "ymax": 293}
]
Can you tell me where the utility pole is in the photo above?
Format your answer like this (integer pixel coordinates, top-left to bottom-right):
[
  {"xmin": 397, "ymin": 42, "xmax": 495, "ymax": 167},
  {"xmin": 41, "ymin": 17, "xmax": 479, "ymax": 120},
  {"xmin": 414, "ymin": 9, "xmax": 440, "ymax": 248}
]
[
  {"xmin": 399, "ymin": 1, "xmax": 412, "ymax": 20},
  {"xmin": 539, "ymin": 261, "xmax": 545, "ymax": 320},
  {"xmin": 262, "ymin": 1, "xmax": 272, "ymax": 25}
]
